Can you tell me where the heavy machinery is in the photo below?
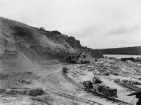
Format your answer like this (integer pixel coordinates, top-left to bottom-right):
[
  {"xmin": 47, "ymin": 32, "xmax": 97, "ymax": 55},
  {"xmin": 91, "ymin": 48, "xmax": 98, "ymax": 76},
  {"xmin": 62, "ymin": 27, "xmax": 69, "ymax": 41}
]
[
  {"xmin": 65, "ymin": 47, "xmax": 90, "ymax": 64},
  {"xmin": 82, "ymin": 81, "xmax": 117, "ymax": 98}
]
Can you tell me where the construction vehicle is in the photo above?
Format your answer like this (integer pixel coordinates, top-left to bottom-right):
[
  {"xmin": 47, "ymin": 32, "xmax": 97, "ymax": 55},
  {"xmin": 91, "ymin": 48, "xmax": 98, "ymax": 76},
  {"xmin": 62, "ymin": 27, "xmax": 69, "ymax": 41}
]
[
  {"xmin": 65, "ymin": 47, "xmax": 90, "ymax": 63},
  {"xmin": 82, "ymin": 81, "xmax": 117, "ymax": 98}
]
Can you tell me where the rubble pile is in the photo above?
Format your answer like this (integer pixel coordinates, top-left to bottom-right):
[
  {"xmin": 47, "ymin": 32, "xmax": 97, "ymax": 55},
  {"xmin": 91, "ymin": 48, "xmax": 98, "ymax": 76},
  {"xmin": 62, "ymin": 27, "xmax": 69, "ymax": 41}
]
[
  {"xmin": 114, "ymin": 78, "xmax": 141, "ymax": 85},
  {"xmin": 31, "ymin": 94, "xmax": 53, "ymax": 105},
  {"xmin": 0, "ymin": 71, "xmax": 40, "ymax": 88},
  {"xmin": 64, "ymin": 58, "xmax": 141, "ymax": 105},
  {"xmin": 68, "ymin": 58, "xmax": 141, "ymax": 85},
  {"xmin": 0, "ymin": 88, "xmax": 45, "ymax": 96},
  {"xmin": 96, "ymin": 59, "xmax": 141, "ymax": 76}
]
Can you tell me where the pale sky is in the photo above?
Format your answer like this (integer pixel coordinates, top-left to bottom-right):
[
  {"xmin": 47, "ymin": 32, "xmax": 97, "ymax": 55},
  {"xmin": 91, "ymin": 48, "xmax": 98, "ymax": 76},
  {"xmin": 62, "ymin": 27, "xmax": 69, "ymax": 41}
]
[{"xmin": 0, "ymin": 0, "xmax": 141, "ymax": 48}]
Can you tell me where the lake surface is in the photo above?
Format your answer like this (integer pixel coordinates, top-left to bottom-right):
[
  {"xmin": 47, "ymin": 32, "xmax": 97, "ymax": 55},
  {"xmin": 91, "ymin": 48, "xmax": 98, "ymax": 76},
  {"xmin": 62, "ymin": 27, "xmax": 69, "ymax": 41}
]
[{"xmin": 103, "ymin": 54, "xmax": 141, "ymax": 59}]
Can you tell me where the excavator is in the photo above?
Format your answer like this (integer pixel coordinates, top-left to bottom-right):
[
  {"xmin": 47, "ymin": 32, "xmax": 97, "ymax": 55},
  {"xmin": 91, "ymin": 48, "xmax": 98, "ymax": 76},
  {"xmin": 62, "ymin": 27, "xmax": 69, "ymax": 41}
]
[{"xmin": 65, "ymin": 47, "xmax": 90, "ymax": 64}]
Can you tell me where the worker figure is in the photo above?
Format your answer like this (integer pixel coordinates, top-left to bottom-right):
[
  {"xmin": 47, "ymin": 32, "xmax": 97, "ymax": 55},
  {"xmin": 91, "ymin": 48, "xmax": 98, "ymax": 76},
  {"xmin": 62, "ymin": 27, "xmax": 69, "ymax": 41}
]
[{"xmin": 128, "ymin": 90, "xmax": 141, "ymax": 105}]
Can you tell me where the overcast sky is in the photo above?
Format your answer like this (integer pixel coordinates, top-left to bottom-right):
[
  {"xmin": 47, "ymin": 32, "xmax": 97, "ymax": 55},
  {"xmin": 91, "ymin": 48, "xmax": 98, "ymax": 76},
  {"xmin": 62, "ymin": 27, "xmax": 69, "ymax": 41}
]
[{"xmin": 0, "ymin": 0, "xmax": 141, "ymax": 48}]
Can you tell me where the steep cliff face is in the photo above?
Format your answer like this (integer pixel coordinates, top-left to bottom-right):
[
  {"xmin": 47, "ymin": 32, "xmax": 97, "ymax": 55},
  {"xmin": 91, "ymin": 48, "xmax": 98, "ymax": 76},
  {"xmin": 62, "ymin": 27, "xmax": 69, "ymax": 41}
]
[{"xmin": 0, "ymin": 17, "xmax": 103, "ymax": 70}]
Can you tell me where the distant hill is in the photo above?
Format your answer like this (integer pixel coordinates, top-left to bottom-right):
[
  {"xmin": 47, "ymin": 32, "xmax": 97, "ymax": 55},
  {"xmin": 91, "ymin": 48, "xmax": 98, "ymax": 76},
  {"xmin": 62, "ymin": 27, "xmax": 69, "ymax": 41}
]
[{"xmin": 100, "ymin": 46, "xmax": 141, "ymax": 55}]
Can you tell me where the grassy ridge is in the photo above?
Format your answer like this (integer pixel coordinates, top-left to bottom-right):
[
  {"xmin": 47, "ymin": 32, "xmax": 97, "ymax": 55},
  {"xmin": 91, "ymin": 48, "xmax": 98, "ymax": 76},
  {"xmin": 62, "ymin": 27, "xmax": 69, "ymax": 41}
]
[{"xmin": 100, "ymin": 46, "xmax": 141, "ymax": 55}]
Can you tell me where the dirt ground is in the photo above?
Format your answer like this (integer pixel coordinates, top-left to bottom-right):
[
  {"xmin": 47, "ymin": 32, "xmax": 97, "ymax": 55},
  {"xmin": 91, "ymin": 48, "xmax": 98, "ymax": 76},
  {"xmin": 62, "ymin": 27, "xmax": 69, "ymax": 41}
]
[{"xmin": 0, "ymin": 58, "xmax": 140, "ymax": 105}]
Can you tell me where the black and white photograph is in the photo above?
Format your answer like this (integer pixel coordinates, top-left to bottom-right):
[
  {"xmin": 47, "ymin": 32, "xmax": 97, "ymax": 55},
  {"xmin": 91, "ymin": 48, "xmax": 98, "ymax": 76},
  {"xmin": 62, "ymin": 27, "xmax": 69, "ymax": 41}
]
[{"xmin": 0, "ymin": 0, "xmax": 141, "ymax": 105}]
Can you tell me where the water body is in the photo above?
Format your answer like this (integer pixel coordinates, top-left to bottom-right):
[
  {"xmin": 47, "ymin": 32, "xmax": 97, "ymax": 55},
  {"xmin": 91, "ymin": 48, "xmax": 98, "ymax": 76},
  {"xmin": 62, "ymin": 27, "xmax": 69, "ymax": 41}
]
[{"xmin": 103, "ymin": 54, "xmax": 141, "ymax": 59}]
